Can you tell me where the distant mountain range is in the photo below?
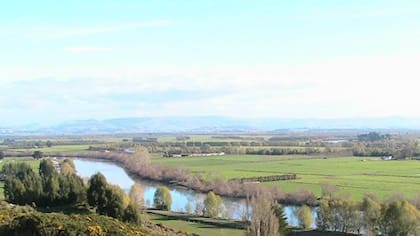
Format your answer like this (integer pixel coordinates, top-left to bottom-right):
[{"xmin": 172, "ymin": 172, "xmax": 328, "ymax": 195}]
[{"xmin": 1, "ymin": 116, "xmax": 420, "ymax": 135}]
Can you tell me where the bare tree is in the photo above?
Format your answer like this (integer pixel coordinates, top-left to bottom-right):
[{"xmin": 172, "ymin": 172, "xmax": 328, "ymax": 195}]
[
  {"xmin": 320, "ymin": 181, "xmax": 338, "ymax": 200},
  {"xmin": 247, "ymin": 193, "xmax": 281, "ymax": 236}
]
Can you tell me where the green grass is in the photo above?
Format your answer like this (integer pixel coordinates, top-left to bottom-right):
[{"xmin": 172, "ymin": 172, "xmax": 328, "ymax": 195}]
[
  {"xmin": 152, "ymin": 155, "xmax": 420, "ymax": 200},
  {"xmin": 149, "ymin": 214, "xmax": 245, "ymax": 236},
  {"xmin": 14, "ymin": 145, "xmax": 90, "ymax": 153},
  {"xmin": 0, "ymin": 159, "xmax": 40, "ymax": 169}
]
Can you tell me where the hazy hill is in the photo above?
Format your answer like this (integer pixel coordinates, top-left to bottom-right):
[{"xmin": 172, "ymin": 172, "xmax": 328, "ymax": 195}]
[{"xmin": 1, "ymin": 116, "xmax": 420, "ymax": 135}]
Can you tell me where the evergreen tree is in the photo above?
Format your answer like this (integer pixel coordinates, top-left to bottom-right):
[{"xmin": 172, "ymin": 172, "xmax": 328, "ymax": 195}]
[
  {"xmin": 87, "ymin": 173, "xmax": 108, "ymax": 210},
  {"xmin": 272, "ymin": 203, "xmax": 290, "ymax": 236}
]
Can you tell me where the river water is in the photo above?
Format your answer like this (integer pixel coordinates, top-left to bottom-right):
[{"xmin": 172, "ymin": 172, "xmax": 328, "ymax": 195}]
[{"xmin": 73, "ymin": 158, "xmax": 316, "ymax": 226}]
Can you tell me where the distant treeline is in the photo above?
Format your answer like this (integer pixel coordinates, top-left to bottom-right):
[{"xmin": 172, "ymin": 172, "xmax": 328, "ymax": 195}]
[
  {"xmin": 245, "ymin": 148, "xmax": 322, "ymax": 155},
  {"xmin": 352, "ymin": 139, "xmax": 420, "ymax": 159},
  {"xmin": 211, "ymin": 135, "xmax": 265, "ymax": 141},
  {"xmin": 2, "ymin": 139, "xmax": 100, "ymax": 149},
  {"xmin": 357, "ymin": 132, "xmax": 391, "ymax": 142},
  {"xmin": 148, "ymin": 140, "xmax": 337, "ymax": 147}
]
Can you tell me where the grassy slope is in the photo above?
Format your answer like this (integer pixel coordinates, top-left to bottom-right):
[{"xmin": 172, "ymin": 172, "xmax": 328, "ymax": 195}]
[
  {"xmin": 149, "ymin": 214, "xmax": 245, "ymax": 236},
  {"xmin": 152, "ymin": 155, "xmax": 420, "ymax": 200}
]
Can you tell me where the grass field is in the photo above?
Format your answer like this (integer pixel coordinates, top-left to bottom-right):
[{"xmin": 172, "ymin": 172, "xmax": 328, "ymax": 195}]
[
  {"xmin": 149, "ymin": 214, "xmax": 245, "ymax": 236},
  {"xmin": 152, "ymin": 155, "xmax": 420, "ymax": 200},
  {"xmin": 14, "ymin": 145, "xmax": 90, "ymax": 153}
]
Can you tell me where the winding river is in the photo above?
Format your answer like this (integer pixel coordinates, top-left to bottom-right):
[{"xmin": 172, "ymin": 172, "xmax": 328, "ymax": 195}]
[{"xmin": 73, "ymin": 159, "xmax": 316, "ymax": 227}]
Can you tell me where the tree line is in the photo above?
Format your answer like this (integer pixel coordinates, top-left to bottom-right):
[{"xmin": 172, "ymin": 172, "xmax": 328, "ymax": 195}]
[
  {"xmin": 316, "ymin": 194, "xmax": 420, "ymax": 235},
  {"xmin": 352, "ymin": 139, "xmax": 420, "ymax": 159},
  {"xmin": 2, "ymin": 159, "xmax": 141, "ymax": 224}
]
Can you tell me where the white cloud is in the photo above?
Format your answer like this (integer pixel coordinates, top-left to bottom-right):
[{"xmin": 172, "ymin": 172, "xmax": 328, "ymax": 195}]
[{"xmin": 1, "ymin": 52, "xmax": 419, "ymax": 124}]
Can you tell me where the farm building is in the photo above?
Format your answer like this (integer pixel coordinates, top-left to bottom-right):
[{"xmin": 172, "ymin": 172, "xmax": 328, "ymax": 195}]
[{"xmin": 381, "ymin": 156, "xmax": 393, "ymax": 160}]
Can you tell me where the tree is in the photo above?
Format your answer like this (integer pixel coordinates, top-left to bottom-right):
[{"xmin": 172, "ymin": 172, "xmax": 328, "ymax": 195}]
[
  {"xmin": 87, "ymin": 172, "xmax": 131, "ymax": 220},
  {"xmin": 204, "ymin": 191, "xmax": 223, "ymax": 218},
  {"xmin": 62, "ymin": 174, "xmax": 86, "ymax": 204},
  {"xmin": 87, "ymin": 173, "xmax": 108, "ymax": 211},
  {"xmin": 381, "ymin": 200, "xmax": 420, "ymax": 236},
  {"xmin": 320, "ymin": 182, "xmax": 338, "ymax": 200},
  {"xmin": 153, "ymin": 186, "xmax": 172, "ymax": 210},
  {"xmin": 0, "ymin": 150, "xmax": 4, "ymax": 160},
  {"xmin": 129, "ymin": 183, "xmax": 144, "ymax": 209},
  {"xmin": 46, "ymin": 140, "xmax": 53, "ymax": 147},
  {"xmin": 102, "ymin": 185, "xmax": 127, "ymax": 219},
  {"xmin": 297, "ymin": 205, "xmax": 313, "ymax": 229},
  {"xmin": 194, "ymin": 200, "xmax": 205, "ymax": 216},
  {"xmin": 247, "ymin": 194, "xmax": 281, "ymax": 236},
  {"xmin": 3, "ymin": 163, "xmax": 43, "ymax": 205},
  {"xmin": 362, "ymin": 196, "xmax": 381, "ymax": 236},
  {"xmin": 32, "ymin": 151, "xmax": 43, "ymax": 159},
  {"xmin": 272, "ymin": 204, "xmax": 290, "ymax": 236},
  {"xmin": 316, "ymin": 199, "xmax": 332, "ymax": 231},
  {"xmin": 60, "ymin": 159, "xmax": 76, "ymax": 176},
  {"xmin": 39, "ymin": 159, "xmax": 57, "ymax": 179},
  {"xmin": 123, "ymin": 203, "xmax": 141, "ymax": 223},
  {"xmin": 185, "ymin": 202, "xmax": 193, "ymax": 214}
]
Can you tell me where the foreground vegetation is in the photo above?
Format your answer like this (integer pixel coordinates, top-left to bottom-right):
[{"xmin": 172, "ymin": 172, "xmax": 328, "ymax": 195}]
[
  {"xmin": 0, "ymin": 159, "xmax": 196, "ymax": 236},
  {"xmin": 0, "ymin": 202, "xmax": 191, "ymax": 236}
]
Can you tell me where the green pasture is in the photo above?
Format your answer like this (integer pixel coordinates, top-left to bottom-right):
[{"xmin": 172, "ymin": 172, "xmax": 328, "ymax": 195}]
[
  {"xmin": 149, "ymin": 214, "xmax": 245, "ymax": 236},
  {"xmin": 14, "ymin": 144, "xmax": 90, "ymax": 153},
  {"xmin": 152, "ymin": 155, "xmax": 420, "ymax": 200},
  {"xmin": 0, "ymin": 158, "xmax": 40, "ymax": 169}
]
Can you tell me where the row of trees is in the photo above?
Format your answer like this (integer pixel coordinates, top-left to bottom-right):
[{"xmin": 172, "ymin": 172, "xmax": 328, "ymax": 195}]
[
  {"xmin": 245, "ymin": 147, "xmax": 322, "ymax": 155},
  {"xmin": 3, "ymin": 159, "xmax": 85, "ymax": 206},
  {"xmin": 352, "ymin": 138, "xmax": 420, "ymax": 159},
  {"xmin": 2, "ymin": 160, "xmax": 141, "ymax": 224},
  {"xmin": 153, "ymin": 187, "xmax": 224, "ymax": 218},
  {"xmin": 316, "ymin": 194, "xmax": 420, "ymax": 235}
]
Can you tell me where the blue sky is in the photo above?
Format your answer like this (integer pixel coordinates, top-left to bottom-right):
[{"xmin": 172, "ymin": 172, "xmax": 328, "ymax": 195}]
[{"xmin": 1, "ymin": 0, "xmax": 420, "ymax": 126}]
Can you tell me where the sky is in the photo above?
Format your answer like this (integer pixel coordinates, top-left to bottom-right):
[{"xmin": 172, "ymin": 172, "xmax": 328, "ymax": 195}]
[{"xmin": 1, "ymin": 0, "xmax": 420, "ymax": 126}]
